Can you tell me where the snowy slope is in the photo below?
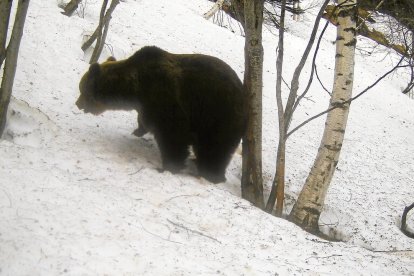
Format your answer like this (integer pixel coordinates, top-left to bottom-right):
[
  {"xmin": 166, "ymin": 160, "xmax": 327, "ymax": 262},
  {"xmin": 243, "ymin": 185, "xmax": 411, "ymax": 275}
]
[{"xmin": 1, "ymin": 0, "xmax": 413, "ymax": 275}]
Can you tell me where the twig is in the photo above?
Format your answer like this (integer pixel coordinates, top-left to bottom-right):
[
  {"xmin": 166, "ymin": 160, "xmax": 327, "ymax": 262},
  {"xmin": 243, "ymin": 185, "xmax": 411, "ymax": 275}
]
[
  {"xmin": 77, "ymin": 177, "xmax": 96, "ymax": 181},
  {"xmin": 355, "ymin": 0, "xmax": 385, "ymax": 32},
  {"xmin": 138, "ymin": 219, "xmax": 183, "ymax": 245},
  {"xmin": 281, "ymin": 75, "xmax": 291, "ymax": 90},
  {"xmin": 305, "ymin": 237, "xmax": 331, "ymax": 244},
  {"xmin": 306, "ymin": 254, "xmax": 342, "ymax": 260},
  {"xmin": 315, "ymin": 64, "xmax": 331, "ymax": 95},
  {"xmin": 128, "ymin": 166, "xmax": 143, "ymax": 175},
  {"xmin": 167, "ymin": 219, "xmax": 222, "ymax": 244},
  {"xmin": 164, "ymin": 194, "xmax": 201, "ymax": 203},
  {"xmin": 1, "ymin": 188, "xmax": 12, "ymax": 207},
  {"xmin": 302, "ymin": 96, "xmax": 316, "ymax": 103},
  {"xmin": 371, "ymin": 249, "xmax": 413, "ymax": 253}
]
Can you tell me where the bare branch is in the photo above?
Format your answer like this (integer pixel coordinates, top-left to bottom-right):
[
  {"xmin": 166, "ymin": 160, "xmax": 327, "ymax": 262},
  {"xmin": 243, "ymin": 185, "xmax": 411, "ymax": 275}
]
[
  {"xmin": 323, "ymin": 4, "xmax": 411, "ymax": 58},
  {"xmin": 314, "ymin": 64, "xmax": 331, "ymax": 95},
  {"xmin": 355, "ymin": 0, "xmax": 385, "ymax": 32},
  {"xmin": 286, "ymin": 56, "xmax": 407, "ymax": 139},
  {"xmin": 164, "ymin": 194, "xmax": 201, "ymax": 203},
  {"xmin": 283, "ymin": 0, "xmax": 331, "ymax": 130},
  {"xmin": 292, "ymin": 20, "xmax": 330, "ymax": 116},
  {"xmin": 306, "ymin": 254, "xmax": 343, "ymax": 260},
  {"xmin": 167, "ymin": 219, "xmax": 221, "ymax": 244},
  {"xmin": 265, "ymin": 0, "xmax": 330, "ymax": 214},
  {"xmin": 138, "ymin": 219, "xmax": 183, "ymax": 245}
]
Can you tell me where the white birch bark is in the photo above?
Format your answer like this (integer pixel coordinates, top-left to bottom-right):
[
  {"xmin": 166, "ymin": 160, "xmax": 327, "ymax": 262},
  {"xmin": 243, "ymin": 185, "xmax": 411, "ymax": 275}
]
[
  {"xmin": 289, "ymin": 0, "xmax": 357, "ymax": 232},
  {"xmin": 203, "ymin": 0, "xmax": 225, "ymax": 20}
]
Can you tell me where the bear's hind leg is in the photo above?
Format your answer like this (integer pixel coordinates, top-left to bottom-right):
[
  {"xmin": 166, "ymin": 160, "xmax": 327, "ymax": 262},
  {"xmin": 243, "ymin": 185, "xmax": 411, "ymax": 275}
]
[
  {"xmin": 195, "ymin": 145, "xmax": 233, "ymax": 184},
  {"xmin": 154, "ymin": 133, "xmax": 189, "ymax": 174}
]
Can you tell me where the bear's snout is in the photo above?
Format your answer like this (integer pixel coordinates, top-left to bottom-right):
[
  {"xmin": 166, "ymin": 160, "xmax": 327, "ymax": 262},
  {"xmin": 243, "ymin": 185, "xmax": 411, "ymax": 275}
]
[
  {"xmin": 75, "ymin": 96, "xmax": 106, "ymax": 115},
  {"xmin": 75, "ymin": 100, "xmax": 82, "ymax": 109},
  {"xmin": 76, "ymin": 97, "xmax": 86, "ymax": 110}
]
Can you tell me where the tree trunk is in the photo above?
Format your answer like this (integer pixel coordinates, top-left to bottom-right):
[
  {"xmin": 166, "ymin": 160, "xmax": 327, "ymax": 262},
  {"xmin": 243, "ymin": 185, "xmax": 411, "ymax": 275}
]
[
  {"xmin": 241, "ymin": 0, "xmax": 265, "ymax": 208},
  {"xmin": 402, "ymin": 31, "xmax": 414, "ymax": 94},
  {"xmin": 0, "ymin": 0, "xmax": 13, "ymax": 68},
  {"xmin": 265, "ymin": 0, "xmax": 330, "ymax": 214},
  {"xmin": 89, "ymin": 0, "xmax": 108, "ymax": 63},
  {"xmin": 293, "ymin": 0, "xmax": 300, "ymax": 21},
  {"xmin": 265, "ymin": 0, "xmax": 287, "ymax": 215},
  {"xmin": 289, "ymin": 0, "xmax": 357, "ymax": 233},
  {"xmin": 0, "ymin": 0, "xmax": 30, "ymax": 137},
  {"xmin": 81, "ymin": 1, "xmax": 117, "ymax": 52},
  {"xmin": 88, "ymin": 0, "xmax": 119, "ymax": 64},
  {"xmin": 61, "ymin": 0, "xmax": 82, "ymax": 17}
]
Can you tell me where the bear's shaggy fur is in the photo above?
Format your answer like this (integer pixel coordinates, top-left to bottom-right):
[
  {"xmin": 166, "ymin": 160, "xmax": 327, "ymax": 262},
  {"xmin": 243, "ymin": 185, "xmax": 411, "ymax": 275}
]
[{"xmin": 76, "ymin": 46, "xmax": 245, "ymax": 183}]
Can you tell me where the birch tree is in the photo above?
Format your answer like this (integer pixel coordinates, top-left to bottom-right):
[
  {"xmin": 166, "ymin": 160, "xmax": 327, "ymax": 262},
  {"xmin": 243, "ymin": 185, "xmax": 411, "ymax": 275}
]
[
  {"xmin": 241, "ymin": 0, "xmax": 265, "ymax": 208},
  {"xmin": 289, "ymin": 0, "xmax": 358, "ymax": 232},
  {"xmin": 265, "ymin": 0, "xmax": 331, "ymax": 215},
  {"xmin": 0, "ymin": 0, "xmax": 30, "ymax": 137},
  {"xmin": 204, "ymin": 0, "xmax": 225, "ymax": 20}
]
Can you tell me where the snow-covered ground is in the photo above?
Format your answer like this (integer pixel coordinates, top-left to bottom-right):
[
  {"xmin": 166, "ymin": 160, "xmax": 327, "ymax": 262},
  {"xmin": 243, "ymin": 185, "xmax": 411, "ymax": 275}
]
[{"xmin": 1, "ymin": 0, "xmax": 413, "ymax": 274}]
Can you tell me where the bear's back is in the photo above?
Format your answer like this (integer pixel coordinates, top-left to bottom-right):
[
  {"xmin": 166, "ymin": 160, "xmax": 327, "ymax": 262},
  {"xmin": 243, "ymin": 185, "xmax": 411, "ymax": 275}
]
[{"xmin": 128, "ymin": 46, "xmax": 245, "ymax": 133}]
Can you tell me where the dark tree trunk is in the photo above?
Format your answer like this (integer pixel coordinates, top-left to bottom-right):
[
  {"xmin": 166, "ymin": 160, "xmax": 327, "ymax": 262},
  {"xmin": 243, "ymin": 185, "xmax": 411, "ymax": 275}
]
[
  {"xmin": 89, "ymin": 0, "xmax": 109, "ymax": 63},
  {"xmin": 0, "ymin": 0, "xmax": 13, "ymax": 68},
  {"xmin": 83, "ymin": 0, "xmax": 119, "ymax": 64},
  {"xmin": 241, "ymin": 0, "xmax": 265, "ymax": 208}
]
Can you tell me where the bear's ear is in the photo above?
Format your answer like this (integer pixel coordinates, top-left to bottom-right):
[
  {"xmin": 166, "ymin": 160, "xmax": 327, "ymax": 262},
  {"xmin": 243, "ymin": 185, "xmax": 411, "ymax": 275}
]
[
  {"xmin": 89, "ymin": 63, "xmax": 101, "ymax": 77},
  {"xmin": 107, "ymin": 56, "xmax": 116, "ymax": 62}
]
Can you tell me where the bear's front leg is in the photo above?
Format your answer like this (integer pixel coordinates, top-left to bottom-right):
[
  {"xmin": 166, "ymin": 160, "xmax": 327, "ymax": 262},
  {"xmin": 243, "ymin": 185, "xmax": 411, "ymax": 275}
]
[
  {"xmin": 132, "ymin": 125, "xmax": 147, "ymax": 137},
  {"xmin": 132, "ymin": 115, "xmax": 148, "ymax": 137}
]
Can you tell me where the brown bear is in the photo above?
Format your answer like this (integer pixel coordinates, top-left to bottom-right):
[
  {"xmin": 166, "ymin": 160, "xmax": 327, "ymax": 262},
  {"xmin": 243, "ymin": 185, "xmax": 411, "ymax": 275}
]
[{"xmin": 76, "ymin": 46, "xmax": 245, "ymax": 183}]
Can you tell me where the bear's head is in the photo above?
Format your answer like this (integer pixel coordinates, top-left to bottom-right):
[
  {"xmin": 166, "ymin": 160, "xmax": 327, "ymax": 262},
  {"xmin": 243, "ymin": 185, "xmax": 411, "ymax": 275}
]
[{"xmin": 76, "ymin": 57, "xmax": 126, "ymax": 115}]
